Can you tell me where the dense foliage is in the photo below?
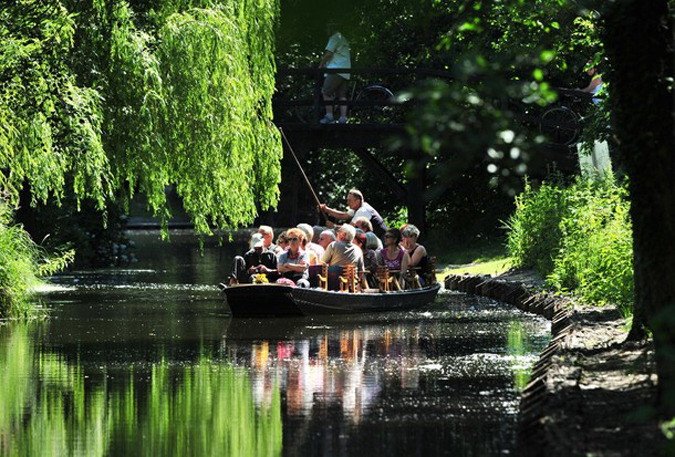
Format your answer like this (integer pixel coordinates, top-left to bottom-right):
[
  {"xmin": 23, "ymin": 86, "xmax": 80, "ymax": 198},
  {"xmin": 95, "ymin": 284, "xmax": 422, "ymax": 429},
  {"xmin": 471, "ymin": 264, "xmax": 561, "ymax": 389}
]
[
  {"xmin": 0, "ymin": 0, "xmax": 282, "ymax": 234},
  {"xmin": 0, "ymin": 0, "xmax": 282, "ymax": 314},
  {"xmin": 274, "ymin": 0, "xmax": 605, "ymax": 236},
  {"xmin": 506, "ymin": 175, "xmax": 633, "ymax": 316}
]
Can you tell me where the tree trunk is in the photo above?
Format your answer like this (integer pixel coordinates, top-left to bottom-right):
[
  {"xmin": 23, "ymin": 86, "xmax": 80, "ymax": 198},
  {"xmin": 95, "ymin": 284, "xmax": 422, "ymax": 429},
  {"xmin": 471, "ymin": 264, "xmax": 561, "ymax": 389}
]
[{"xmin": 603, "ymin": 0, "xmax": 675, "ymax": 416}]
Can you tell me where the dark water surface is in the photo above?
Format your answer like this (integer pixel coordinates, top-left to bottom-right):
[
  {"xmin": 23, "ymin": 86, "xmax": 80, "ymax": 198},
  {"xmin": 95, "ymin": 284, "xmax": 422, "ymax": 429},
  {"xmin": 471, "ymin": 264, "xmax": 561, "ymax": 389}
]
[{"xmin": 1, "ymin": 230, "xmax": 550, "ymax": 457}]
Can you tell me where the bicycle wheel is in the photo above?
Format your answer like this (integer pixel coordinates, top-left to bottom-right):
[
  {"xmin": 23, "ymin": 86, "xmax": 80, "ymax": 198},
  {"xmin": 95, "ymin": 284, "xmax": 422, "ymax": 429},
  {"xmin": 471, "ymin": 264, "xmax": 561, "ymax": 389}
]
[
  {"xmin": 539, "ymin": 106, "xmax": 581, "ymax": 145},
  {"xmin": 355, "ymin": 85, "xmax": 394, "ymax": 123}
]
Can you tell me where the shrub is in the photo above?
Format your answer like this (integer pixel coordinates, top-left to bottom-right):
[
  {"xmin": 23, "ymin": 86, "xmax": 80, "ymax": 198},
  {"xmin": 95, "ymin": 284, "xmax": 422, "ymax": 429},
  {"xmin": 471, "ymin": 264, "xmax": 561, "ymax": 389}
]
[
  {"xmin": 506, "ymin": 175, "xmax": 634, "ymax": 316},
  {"xmin": 0, "ymin": 198, "xmax": 73, "ymax": 317},
  {"xmin": 505, "ymin": 177, "xmax": 571, "ymax": 276}
]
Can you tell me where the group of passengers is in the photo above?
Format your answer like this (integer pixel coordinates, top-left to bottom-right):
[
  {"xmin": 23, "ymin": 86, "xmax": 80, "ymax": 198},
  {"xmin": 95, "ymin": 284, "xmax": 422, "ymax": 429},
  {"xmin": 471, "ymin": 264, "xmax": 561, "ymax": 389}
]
[{"xmin": 230, "ymin": 189, "xmax": 429, "ymax": 291}]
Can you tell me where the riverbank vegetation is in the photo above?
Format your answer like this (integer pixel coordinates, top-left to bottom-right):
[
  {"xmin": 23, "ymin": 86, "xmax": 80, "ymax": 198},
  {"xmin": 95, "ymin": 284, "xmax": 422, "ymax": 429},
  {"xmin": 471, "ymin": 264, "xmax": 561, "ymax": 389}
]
[
  {"xmin": 506, "ymin": 175, "xmax": 633, "ymax": 317},
  {"xmin": 0, "ymin": 198, "xmax": 73, "ymax": 317}
]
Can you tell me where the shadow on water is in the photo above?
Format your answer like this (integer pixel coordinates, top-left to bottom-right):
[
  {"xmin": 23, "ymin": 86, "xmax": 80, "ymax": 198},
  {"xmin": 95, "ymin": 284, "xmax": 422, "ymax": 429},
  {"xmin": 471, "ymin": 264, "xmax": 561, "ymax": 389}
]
[{"xmin": 0, "ymin": 230, "xmax": 549, "ymax": 456}]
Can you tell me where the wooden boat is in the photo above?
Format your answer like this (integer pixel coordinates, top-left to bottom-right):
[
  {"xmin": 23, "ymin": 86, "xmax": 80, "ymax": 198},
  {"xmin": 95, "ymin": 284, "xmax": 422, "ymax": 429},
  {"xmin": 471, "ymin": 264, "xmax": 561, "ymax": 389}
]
[{"xmin": 222, "ymin": 283, "xmax": 441, "ymax": 318}]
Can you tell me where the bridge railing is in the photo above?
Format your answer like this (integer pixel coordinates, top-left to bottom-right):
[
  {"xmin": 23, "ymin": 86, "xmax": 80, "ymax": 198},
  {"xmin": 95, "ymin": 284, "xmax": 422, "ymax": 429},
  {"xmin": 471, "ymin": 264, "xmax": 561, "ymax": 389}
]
[
  {"xmin": 274, "ymin": 67, "xmax": 453, "ymax": 125},
  {"xmin": 275, "ymin": 67, "xmax": 601, "ymax": 146}
]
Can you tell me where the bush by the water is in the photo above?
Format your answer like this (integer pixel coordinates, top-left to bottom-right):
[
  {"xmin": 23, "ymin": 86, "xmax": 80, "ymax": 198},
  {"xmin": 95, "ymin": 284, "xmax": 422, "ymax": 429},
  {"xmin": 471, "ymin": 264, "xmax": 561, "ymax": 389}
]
[
  {"xmin": 506, "ymin": 175, "xmax": 633, "ymax": 316},
  {"xmin": 0, "ymin": 200, "xmax": 73, "ymax": 317}
]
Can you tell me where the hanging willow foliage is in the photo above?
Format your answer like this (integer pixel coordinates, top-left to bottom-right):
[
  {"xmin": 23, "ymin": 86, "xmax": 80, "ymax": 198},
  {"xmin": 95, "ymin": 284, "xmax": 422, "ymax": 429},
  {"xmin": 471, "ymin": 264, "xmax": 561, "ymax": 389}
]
[
  {"xmin": 153, "ymin": 2, "xmax": 282, "ymax": 234},
  {"xmin": 0, "ymin": 0, "xmax": 282, "ymax": 234},
  {"xmin": 0, "ymin": 2, "xmax": 112, "ymax": 210}
]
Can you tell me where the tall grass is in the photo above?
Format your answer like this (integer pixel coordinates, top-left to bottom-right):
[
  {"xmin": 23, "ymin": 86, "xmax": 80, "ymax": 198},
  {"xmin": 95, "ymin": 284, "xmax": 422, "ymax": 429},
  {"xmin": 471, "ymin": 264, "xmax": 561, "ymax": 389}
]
[
  {"xmin": 0, "ymin": 198, "xmax": 73, "ymax": 317},
  {"xmin": 506, "ymin": 175, "xmax": 634, "ymax": 317}
]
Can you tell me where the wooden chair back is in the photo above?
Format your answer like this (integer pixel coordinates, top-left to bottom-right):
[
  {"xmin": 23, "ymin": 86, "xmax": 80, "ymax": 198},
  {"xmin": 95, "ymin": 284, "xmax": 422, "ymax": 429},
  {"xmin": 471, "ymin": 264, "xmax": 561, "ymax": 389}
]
[
  {"xmin": 376, "ymin": 266, "xmax": 402, "ymax": 292},
  {"xmin": 317, "ymin": 264, "xmax": 329, "ymax": 290},
  {"xmin": 422, "ymin": 256, "xmax": 437, "ymax": 286},
  {"xmin": 405, "ymin": 265, "xmax": 421, "ymax": 290},
  {"xmin": 339, "ymin": 264, "xmax": 357, "ymax": 293}
]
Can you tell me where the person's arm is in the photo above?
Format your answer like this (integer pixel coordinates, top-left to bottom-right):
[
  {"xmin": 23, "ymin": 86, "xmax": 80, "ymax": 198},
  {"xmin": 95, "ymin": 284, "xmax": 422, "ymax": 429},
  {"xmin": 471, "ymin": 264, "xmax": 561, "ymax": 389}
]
[
  {"xmin": 319, "ymin": 50, "xmax": 334, "ymax": 68},
  {"xmin": 285, "ymin": 260, "xmax": 308, "ymax": 273},
  {"xmin": 319, "ymin": 204, "xmax": 351, "ymax": 221},
  {"xmin": 580, "ymin": 76, "xmax": 602, "ymax": 93},
  {"xmin": 409, "ymin": 245, "xmax": 426, "ymax": 267},
  {"xmin": 375, "ymin": 250, "xmax": 384, "ymax": 266},
  {"xmin": 258, "ymin": 252, "xmax": 277, "ymax": 273},
  {"xmin": 401, "ymin": 251, "xmax": 411, "ymax": 275}
]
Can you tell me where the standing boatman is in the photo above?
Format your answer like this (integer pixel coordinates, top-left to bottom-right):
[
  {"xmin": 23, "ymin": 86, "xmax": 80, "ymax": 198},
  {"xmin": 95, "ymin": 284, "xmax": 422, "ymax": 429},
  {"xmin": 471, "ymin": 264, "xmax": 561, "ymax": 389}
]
[{"xmin": 319, "ymin": 189, "xmax": 388, "ymax": 239}]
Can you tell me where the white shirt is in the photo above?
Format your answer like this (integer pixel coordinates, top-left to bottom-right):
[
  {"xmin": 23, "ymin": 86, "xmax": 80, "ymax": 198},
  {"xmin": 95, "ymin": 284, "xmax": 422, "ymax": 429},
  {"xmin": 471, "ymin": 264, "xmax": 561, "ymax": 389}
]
[
  {"xmin": 347, "ymin": 202, "xmax": 373, "ymax": 223},
  {"xmin": 325, "ymin": 32, "xmax": 351, "ymax": 80}
]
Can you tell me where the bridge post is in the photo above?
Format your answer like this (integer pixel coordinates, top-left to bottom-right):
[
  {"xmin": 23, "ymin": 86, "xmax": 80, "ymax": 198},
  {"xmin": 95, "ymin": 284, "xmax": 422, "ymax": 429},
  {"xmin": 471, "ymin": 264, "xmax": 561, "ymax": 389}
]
[{"xmin": 312, "ymin": 69, "xmax": 322, "ymax": 124}]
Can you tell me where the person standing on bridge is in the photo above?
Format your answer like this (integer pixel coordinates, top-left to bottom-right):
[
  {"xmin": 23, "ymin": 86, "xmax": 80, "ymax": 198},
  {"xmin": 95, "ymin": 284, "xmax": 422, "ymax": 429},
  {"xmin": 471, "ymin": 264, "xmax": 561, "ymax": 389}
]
[
  {"xmin": 318, "ymin": 21, "xmax": 351, "ymax": 124},
  {"xmin": 320, "ymin": 189, "xmax": 388, "ymax": 239}
]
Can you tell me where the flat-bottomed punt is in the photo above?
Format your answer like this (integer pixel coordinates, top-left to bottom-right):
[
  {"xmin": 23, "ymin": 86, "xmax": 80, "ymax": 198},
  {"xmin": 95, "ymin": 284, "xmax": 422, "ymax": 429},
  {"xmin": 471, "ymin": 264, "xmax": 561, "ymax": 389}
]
[{"xmin": 223, "ymin": 283, "xmax": 441, "ymax": 317}]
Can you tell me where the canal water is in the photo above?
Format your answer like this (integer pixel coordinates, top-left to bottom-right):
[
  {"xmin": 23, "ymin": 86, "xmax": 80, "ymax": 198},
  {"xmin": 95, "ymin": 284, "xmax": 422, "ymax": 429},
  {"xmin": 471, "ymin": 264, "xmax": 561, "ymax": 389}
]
[{"xmin": 1, "ymin": 230, "xmax": 550, "ymax": 457}]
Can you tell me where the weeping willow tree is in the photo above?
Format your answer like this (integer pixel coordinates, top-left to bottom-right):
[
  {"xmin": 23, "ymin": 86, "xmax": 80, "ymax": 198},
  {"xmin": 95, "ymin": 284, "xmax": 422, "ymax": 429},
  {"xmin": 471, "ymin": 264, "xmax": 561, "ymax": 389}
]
[
  {"xmin": 0, "ymin": 0, "xmax": 282, "ymax": 234},
  {"xmin": 101, "ymin": 0, "xmax": 282, "ymax": 233},
  {"xmin": 0, "ymin": 0, "xmax": 281, "ymax": 314}
]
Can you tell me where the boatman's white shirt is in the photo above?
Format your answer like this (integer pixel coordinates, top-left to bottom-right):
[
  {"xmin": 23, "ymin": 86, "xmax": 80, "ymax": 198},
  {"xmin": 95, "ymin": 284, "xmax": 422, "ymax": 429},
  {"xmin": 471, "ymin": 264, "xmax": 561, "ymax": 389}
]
[{"xmin": 347, "ymin": 202, "xmax": 373, "ymax": 223}]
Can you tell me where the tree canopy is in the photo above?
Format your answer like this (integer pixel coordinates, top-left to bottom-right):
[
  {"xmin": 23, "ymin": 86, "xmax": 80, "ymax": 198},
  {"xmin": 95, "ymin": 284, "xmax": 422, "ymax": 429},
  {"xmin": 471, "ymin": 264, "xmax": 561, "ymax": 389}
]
[{"xmin": 0, "ymin": 0, "xmax": 282, "ymax": 234}]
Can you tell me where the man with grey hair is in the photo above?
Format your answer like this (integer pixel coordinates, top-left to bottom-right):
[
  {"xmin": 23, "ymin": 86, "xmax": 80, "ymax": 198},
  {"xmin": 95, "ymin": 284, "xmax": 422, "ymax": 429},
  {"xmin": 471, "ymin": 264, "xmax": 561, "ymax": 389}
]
[
  {"xmin": 320, "ymin": 189, "xmax": 388, "ymax": 239},
  {"xmin": 318, "ymin": 229, "xmax": 336, "ymax": 250},
  {"xmin": 354, "ymin": 216, "xmax": 383, "ymax": 249},
  {"xmin": 258, "ymin": 225, "xmax": 284, "ymax": 257},
  {"xmin": 321, "ymin": 224, "xmax": 365, "ymax": 272}
]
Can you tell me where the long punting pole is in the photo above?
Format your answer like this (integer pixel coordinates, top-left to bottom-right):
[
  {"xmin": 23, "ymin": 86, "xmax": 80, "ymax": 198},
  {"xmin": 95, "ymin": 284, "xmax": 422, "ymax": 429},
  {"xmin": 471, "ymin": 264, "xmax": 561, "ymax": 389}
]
[{"xmin": 278, "ymin": 127, "xmax": 328, "ymax": 222}]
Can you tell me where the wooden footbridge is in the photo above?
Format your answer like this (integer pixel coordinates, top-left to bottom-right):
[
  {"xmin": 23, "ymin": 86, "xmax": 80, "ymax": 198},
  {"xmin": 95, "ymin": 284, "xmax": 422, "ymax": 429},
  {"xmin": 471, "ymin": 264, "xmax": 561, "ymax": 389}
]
[{"xmin": 273, "ymin": 68, "xmax": 585, "ymax": 232}]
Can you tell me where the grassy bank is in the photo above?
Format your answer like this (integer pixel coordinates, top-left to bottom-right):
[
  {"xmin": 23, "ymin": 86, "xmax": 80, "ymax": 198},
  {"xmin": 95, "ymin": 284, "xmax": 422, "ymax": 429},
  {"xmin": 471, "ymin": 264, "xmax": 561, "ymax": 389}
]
[
  {"xmin": 428, "ymin": 234, "xmax": 513, "ymax": 283},
  {"xmin": 0, "ymin": 200, "xmax": 72, "ymax": 317}
]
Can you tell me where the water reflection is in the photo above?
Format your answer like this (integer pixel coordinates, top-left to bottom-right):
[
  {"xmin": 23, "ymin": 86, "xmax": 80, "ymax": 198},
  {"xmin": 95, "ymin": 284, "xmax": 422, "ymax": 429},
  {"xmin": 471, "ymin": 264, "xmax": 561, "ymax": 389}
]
[
  {"xmin": 222, "ymin": 304, "xmax": 549, "ymax": 456},
  {"xmin": 0, "ymin": 323, "xmax": 281, "ymax": 457}
]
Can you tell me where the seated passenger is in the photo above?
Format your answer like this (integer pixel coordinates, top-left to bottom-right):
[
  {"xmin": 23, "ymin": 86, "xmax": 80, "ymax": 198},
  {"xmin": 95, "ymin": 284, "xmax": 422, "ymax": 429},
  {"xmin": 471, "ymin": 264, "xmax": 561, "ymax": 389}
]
[
  {"xmin": 353, "ymin": 232, "xmax": 378, "ymax": 288},
  {"xmin": 353, "ymin": 216, "xmax": 383, "ymax": 249},
  {"xmin": 230, "ymin": 233, "xmax": 278, "ymax": 284},
  {"xmin": 258, "ymin": 225, "xmax": 284, "ymax": 257},
  {"xmin": 312, "ymin": 225, "xmax": 325, "ymax": 244},
  {"xmin": 276, "ymin": 231, "xmax": 289, "ymax": 252},
  {"xmin": 377, "ymin": 228, "xmax": 410, "ymax": 274},
  {"xmin": 318, "ymin": 229, "xmax": 337, "ymax": 251},
  {"xmin": 401, "ymin": 224, "xmax": 429, "ymax": 280},
  {"xmin": 321, "ymin": 224, "xmax": 365, "ymax": 274},
  {"xmin": 277, "ymin": 228, "xmax": 310, "ymax": 287},
  {"xmin": 297, "ymin": 223, "xmax": 325, "ymax": 261}
]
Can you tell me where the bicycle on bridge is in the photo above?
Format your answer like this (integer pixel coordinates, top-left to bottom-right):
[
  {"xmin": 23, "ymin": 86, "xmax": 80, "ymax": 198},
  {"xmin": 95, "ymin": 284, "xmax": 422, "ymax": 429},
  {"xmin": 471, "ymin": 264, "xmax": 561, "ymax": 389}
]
[{"xmin": 276, "ymin": 68, "xmax": 403, "ymax": 125}]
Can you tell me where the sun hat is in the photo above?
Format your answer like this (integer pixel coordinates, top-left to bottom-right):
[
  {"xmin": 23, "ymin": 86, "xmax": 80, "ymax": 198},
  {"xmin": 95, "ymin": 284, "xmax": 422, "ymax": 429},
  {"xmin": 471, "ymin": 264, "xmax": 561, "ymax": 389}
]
[{"xmin": 250, "ymin": 233, "xmax": 265, "ymax": 249}]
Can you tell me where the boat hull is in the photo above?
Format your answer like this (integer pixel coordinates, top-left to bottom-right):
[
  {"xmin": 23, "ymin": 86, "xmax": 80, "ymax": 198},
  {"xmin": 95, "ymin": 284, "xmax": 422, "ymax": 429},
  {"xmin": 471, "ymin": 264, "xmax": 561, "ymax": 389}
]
[
  {"xmin": 223, "ymin": 283, "xmax": 441, "ymax": 317},
  {"xmin": 292, "ymin": 284, "xmax": 441, "ymax": 315},
  {"xmin": 223, "ymin": 284, "xmax": 302, "ymax": 317}
]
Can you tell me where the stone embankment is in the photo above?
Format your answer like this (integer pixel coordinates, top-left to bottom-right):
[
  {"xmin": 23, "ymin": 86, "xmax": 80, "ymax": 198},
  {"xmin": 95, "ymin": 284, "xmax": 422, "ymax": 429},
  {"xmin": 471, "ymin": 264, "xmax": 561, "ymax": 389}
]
[{"xmin": 444, "ymin": 271, "xmax": 664, "ymax": 457}]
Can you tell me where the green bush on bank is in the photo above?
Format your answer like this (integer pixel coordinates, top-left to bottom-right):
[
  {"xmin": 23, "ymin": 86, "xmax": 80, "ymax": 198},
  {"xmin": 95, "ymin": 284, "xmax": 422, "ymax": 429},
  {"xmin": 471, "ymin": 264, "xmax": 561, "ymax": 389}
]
[
  {"xmin": 0, "ymin": 199, "xmax": 73, "ymax": 317},
  {"xmin": 506, "ymin": 175, "xmax": 633, "ymax": 316}
]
